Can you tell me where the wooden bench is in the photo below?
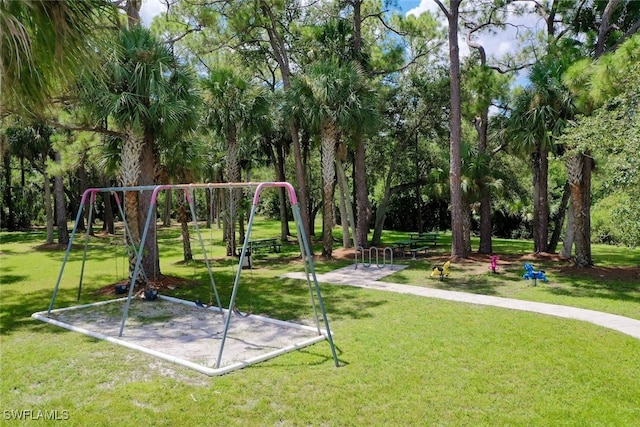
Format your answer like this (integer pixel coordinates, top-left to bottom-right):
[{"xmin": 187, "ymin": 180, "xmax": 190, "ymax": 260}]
[
  {"xmin": 247, "ymin": 238, "xmax": 281, "ymax": 253},
  {"xmin": 408, "ymin": 245, "xmax": 429, "ymax": 259}
]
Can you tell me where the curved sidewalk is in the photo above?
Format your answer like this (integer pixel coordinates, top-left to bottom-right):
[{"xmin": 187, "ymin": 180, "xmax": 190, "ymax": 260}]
[{"xmin": 282, "ymin": 265, "xmax": 640, "ymax": 340}]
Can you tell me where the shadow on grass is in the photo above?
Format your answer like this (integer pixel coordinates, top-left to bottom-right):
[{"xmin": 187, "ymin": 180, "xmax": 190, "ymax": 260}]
[
  {"xmin": 431, "ymin": 275, "xmax": 504, "ymax": 296},
  {"xmin": 0, "ymin": 263, "xmax": 28, "ymax": 285},
  {"xmin": 0, "ymin": 231, "xmax": 44, "ymax": 245},
  {"xmin": 0, "ymin": 288, "xmax": 78, "ymax": 336},
  {"xmin": 544, "ymin": 274, "xmax": 640, "ymax": 304}
]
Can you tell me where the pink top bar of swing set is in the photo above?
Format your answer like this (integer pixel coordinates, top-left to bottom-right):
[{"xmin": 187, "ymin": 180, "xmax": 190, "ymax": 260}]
[{"xmin": 78, "ymin": 182, "xmax": 299, "ymax": 208}]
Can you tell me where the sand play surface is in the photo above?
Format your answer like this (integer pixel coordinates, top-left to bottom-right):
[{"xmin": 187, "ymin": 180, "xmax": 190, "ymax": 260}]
[{"xmin": 33, "ymin": 296, "xmax": 328, "ymax": 376}]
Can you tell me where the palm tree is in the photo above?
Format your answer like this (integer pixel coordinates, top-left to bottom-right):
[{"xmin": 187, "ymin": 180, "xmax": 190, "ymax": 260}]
[
  {"xmin": 79, "ymin": 26, "xmax": 200, "ymax": 282},
  {"xmin": 502, "ymin": 58, "xmax": 574, "ymax": 253},
  {"xmin": 459, "ymin": 140, "xmax": 505, "ymax": 253},
  {"xmin": 289, "ymin": 58, "xmax": 372, "ymax": 259},
  {"xmin": 203, "ymin": 66, "xmax": 268, "ymax": 256},
  {"xmin": 1, "ymin": 0, "xmax": 115, "ymax": 116}
]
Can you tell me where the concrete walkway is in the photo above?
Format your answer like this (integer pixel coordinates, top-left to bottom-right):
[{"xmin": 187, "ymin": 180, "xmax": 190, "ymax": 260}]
[{"xmin": 283, "ymin": 265, "xmax": 640, "ymax": 340}]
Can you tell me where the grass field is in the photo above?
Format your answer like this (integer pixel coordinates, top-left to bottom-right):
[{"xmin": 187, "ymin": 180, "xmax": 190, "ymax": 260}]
[{"xmin": 1, "ymin": 220, "xmax": 639, "ymax": 426}]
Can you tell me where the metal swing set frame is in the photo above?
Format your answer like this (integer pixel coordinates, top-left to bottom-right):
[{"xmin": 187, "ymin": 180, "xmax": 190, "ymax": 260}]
[{"xmin": 33, "ymin": 182, "xmax": 339, "ymax": 376}]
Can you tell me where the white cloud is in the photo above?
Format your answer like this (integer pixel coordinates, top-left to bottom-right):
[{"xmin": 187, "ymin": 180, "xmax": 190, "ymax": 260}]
[
  {"xmin": 404, "ymin": 0, "xmax": 542, "ymax": 61},
  {"xmin": 140, "ymin": 0, "xmax": 165, "ymax": 27},
  {"xmin": 497, "ymin": 41, "xmax": 512, "ymax": 56},
  {"xmin": 406, "ymin": 0, "xmax": 441, "ymax": 18}
]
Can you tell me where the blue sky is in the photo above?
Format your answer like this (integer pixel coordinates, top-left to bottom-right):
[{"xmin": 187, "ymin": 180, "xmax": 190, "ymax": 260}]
[
  {"xmin": 395, "ymin": 0, "xmax": 423, "ymax": 13},
  {"xmin": 140, "ymin": 0, "xmax": 540, "ymax": 70},
  {"xmin": 142, "ymin": 0, "xmax": 426, "ymax": 26}
]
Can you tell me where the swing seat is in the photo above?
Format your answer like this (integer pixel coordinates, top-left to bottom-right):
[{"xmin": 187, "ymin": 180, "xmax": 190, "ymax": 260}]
[
  {"xmin": 144, "ymin": 288, "xmax": 158, "ymax": 301},
  {"xmin": 232, "ymin": 306, "xmax": 252, "ymax": 318},
  {"xmin": 115, "ymin": 284, "xmax": 128, "ymax": 294},
  {"xmin": 430, "ymin": 260, "xmax": 451, "ymax": 281}
]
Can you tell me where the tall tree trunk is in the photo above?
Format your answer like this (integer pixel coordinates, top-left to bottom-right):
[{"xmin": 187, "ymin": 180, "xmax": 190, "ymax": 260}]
[
  {"xmin": 567, "ymin": 153, "xmax": 591, "ymax": 267},
  {"xmin": 575, "ymin": 153, "xmax": 593, "ymax": 266},
  {"xmin": 163, "ymin": 189, "xmax": 172, "ymax": 226},
  {"xmin": 53, "ymin": 151, "xmax": 69, "ymax": 245},
  {"xmin": 440, "ymin": 0, "xmax": 466, "ymax": 259},
  {"xmin": 477, "ymin": 110, "xmax": 492, "ymax": 254},
  {"xmin": 178, "ymin": 189, "xmax": 192, "ymax": 262},
  {"xmin": 548, "ymin": 181, "xmax": 570, "ymax": 253},
  {"xmin": 290, "ymin": 125, "xmax": 311, "ymax": 244},
  {"xmin": 125, "ymin": 0, "xmax": 142, "ymax": 28},
  {"xmin": 478, "ymin": 184, "xmax": 492, "ymax": 253},
  {"xmin": 560, "ymin": 199, "xmax": 574, "ymax": 258},
  {"xmin": 225, "ymin": 126, "xmax": 240, "ymax": 256},
  {"xmin": 77, "ymin": 158, "xmax": 93, "ymax": 235},
  {"xmin": 336, "ymin": 157, "xmax": 356, "ymax": 248},
  {"xmin": 415, "ymin": 135, "xmax": 423, "ymax": 234},
  {"xmin": 121, "ymin": 129, "xmax": 143, "ymax": 285},
  {"xmin": 354, "ymin": 136, "xmax": 370, "ymax": 248},
  {"xmin": 102, "ymin": 180, "xmax": 115, "ymax": 235},
  {"xmin": 266, "ymin": 138, "xmax": 291, "ymax": 241},
  {"xmin": 531, "ymin": 151, "xmax": 541, "ymax": 252},
  {"xmin": 338, "ymin": 180, "xmax": 350, "ymax": 248},
  {"xmin": 351, "ymin": 1, "xmax": 371, "ymax": 249},
  {"xmin": 468, "ymin": 31, "xmax": 493, "ymax": 254},
  {"xmin": 206, "ymin": 188, "xmax": 212, "ymax": 229},
  {"xmin": 538, "ymin": 148, "xmax": 549, "ymax": 252},
  {"xmin": 371, "ymin": 164, "xmax": 395, "ymax": 246},
  {"xmin": 301, "ymin": 130, "xmax": 314, "ymax": 237},
  {"xmin": 138, "ymin": 130, "xmax": 159, "ymax": 280},
  {"xmin": 2, "ymin": 146, "xmax": 16, "ymax": 231},
  {"xmin": 336, "ymin": 142, "xmax": 356, "ymax": 248},
  {"xmin": 321, "ymin": 122, "xmax": 337, "ymax": 259},
  {"xmin": 462, "ymin": 202, "xmax": 472, "ymax": 254},
  {"xmin": 258, "ymin": 0, "xmax": 311, "ymax": 248},
  {"xmin": 44, "ymin": 173, "xmax": 54, "ymax": 244}
]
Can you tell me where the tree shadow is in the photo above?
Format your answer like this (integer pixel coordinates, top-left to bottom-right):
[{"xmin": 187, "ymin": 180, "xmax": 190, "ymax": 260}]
[
  {"xmin": 1, "ymin": 288, "xmax": 79, "ymax": 336},
  {"xmin": 431, "ymin": 275, "xmax": 503, "ymax": 296}
]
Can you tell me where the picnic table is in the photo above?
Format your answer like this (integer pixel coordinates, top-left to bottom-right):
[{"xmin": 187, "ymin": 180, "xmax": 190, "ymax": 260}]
[
  {"xmin": 392, "ymin": 238, "xmax": 430, "ymax": 258},
  {"xmin": 409, "ymin": 232, "xmax": 438, "ymax": 246},
  {"xmin": 247, "ymin": 238, "xmax": 281, "ymax": 254}
]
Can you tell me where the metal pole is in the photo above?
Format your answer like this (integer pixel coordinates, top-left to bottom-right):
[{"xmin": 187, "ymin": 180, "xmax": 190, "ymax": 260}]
[
  {"xmin": 77, "ymin": 194, "xmax": 96, "ymax": 301},
  {"xmin": 185, "ymin": 188, "xmax": 223, "ymax": 313},
  {"xmin": 48, "ymin": 189, "xmax": 92, "ymax": 313},
  {"xmin": 118, "ymin": 186, "xmax": 169, "ymax": 337},
  {"xmin": 215, "ymin": 198, "xmax": 257, "ymax": 368},
  {"xmin": 292, "ymin": 202, "xmax": 340, "ymax": 367}
]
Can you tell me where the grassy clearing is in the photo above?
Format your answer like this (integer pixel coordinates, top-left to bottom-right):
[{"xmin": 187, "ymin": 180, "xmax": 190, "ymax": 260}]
[
  {"xmin": 1, "ymin": 221, "xmax": 639, "ymax": 425},
  {"xmin": 381, "ymin": 234, "xmax": 640, "ymax": 320}
]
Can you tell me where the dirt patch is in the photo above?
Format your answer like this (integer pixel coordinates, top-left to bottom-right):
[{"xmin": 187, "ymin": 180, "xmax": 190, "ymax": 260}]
[
  {"xmin": 555, "ymin": 265, "xmax": 640, "ymax": 283},
  {"xmin": 34, "ymin": 243, "xmax": 84, "ymax": 251},
  {"xmin": 331, "ymin": 247, "xmax": 358, "ymax": 260},
  {"xmin": 331, "ymin": 247, "xmax": 639, "ymax": 283},
  {"xmin": 93, "ymin": 275, "xmax": 196, "ymax": 297}
]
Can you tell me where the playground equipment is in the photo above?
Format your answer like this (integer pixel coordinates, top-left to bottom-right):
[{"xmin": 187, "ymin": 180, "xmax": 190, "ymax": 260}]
[
  {"xmin": 522, "ymin": 262, "xmax": 548, "ymax": 286},
  {"xmin": 32, "ymin": 182, "xmax": 339, "ymax": 376},
  {"xmin": 489, "ymin": 255, "xmax": 499, "ymax": 273},
  {"xmin": 354, "ymin": 246, "xmax": 394, "ymax": 269},
  {"xmin": 430, "ymin": 260, "xmax": 451, "ymax": 281}
]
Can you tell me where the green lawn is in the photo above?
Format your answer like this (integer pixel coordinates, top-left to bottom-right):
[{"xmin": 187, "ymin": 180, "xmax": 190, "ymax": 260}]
[{"xmin": 1, "ymin": 222, "xmax": 639, "ymax": 426}]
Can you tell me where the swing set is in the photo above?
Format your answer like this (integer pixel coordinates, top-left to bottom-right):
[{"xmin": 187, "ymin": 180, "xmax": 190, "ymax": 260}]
[{"xmin": 33, "ymin": 182, "xmax": 339, "ymax": 376}]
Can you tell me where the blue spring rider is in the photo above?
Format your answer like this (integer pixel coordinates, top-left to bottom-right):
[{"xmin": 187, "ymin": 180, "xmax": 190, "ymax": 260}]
[{"xmin": 522, "ymin": 262, "xmax": 548, "ymax": 285}]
